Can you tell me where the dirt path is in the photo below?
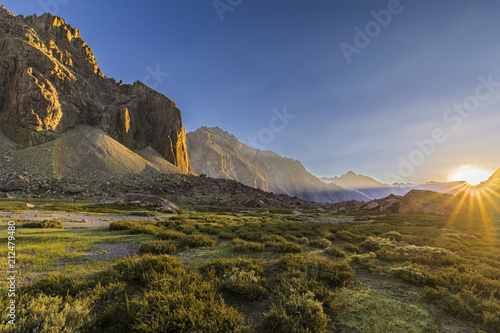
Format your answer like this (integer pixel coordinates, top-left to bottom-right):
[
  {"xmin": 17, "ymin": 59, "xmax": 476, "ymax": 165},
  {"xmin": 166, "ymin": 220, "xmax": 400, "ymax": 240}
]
[{"xmin": 0, "ymin": 210, "xmax": 173, "ymax": 228}]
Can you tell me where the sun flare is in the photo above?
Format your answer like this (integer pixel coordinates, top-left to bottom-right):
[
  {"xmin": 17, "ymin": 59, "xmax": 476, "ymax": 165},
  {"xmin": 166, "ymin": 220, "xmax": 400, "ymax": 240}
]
[{"xmin": 449, "ymin": 167, "xmax": 492, "ymax": 185}]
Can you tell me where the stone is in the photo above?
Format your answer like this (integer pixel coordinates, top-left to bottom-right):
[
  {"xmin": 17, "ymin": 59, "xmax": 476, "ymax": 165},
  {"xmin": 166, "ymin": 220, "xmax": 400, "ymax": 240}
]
[{"xmin": 0, "ymin": 178, "xmax": 28, "ymax": 191}]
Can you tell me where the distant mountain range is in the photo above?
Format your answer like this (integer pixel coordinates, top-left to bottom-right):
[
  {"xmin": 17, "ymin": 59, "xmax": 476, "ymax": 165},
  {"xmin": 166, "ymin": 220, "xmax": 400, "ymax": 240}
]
[
  {"xmin": 187, "ymin": 127, "xmax": 369, "ymax": 203},
  {"xmin": 187, "ymin": 127, "xmax": 479, "ymax": 204}
]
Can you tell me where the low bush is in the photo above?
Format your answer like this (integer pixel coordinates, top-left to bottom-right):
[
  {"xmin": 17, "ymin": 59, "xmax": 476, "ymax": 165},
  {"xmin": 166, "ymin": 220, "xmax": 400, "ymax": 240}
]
[
  {"xmin": 335, "ymin": 230, "xmax": 358, "ymax": 242},
  {"xmin": 139, "ymin": 240, "xmax": 177, "ymax": 255},
  {"xmin": 389, "ymin": 265, "xmax": 433, "ymax": 286},
  {"xmin": 109, "ymin": 220, "xmax": 138, "ymax": 231},
  {"xmin": 201, "ymin": 258, "xmax": 266, "ymax": 278},
  {"xmin": 131, "ymin": 272, "xmax": 244, "ymax": 332},
  {"xmin": 274, "ymin": 241, "xmax": 303, "ymax": 253},
  {"xmin": 181, "ymin": 234, "xmax": 217, "ymax": 248},
  {"xmin": 222, "ymin": 267, "xmax": 268, "ymax": 300},
  {"xmin": 22, "ymin": 274, "xmax": 86, "ymax": 297},
  {"xmin": 262, "ymin": 291, "xmax": 329, "ymax": 333},
  {"xmin": 0, "ymin": 294, "xmax": 92, "ymax": 332},
  {"xmin": 21, "ymin": 219, "xmax": 64, "ymax": 229},
  {"xmin": 278, "ymin": 254, "xmax": 354, "ymax": 287},
  {"xmin": 384, "ymin": 231, "xmax": 403, "ymax": 241},
  {"xmin": 156, "ymin": 229, "xmax": 186, "ymax": 240},
  {"xmin": 308, "ymin": 238, "xmax": 332, "ymax": 249},
  {"xmin": 236, "ymin": 228, "xmax": 266, "ymax": 242},
  {"xmin": 109, "ymin": 220, "xmax": 160, "ymax": 235},
  {"xmin": 324, "ymin": 246, "xmax": 347, "ymax": 258},
  {"xmin": 231, "ymin": 238, "xmax": 264, "ymax": 253},
  {"xmin": 262, "ymin": 234, "xmax": 287, "ymax": 246},
  {"xmin": 342, "ymin": 243, "xmax": 359, "ymax": 253},
  {"xmin": 114, "ymin": 254, "xmax": 183, "ymax": 283}
]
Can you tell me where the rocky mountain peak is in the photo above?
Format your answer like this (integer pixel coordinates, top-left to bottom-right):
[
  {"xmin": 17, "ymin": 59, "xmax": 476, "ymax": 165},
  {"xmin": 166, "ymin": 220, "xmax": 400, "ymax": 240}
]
[{"xmin": 0, "ymin": 6, "xmax": 190, "ymax": 172}]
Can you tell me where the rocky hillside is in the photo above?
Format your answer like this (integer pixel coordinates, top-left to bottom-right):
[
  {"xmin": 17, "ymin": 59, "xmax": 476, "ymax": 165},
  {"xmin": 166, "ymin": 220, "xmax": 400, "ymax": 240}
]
[
  {"xmin": 0, "ymin": 6, "xmax": 190, "ymax": 172},
  {"xmin": 187, "ymin": 127, "xmax": 367, "ymax": 203}
]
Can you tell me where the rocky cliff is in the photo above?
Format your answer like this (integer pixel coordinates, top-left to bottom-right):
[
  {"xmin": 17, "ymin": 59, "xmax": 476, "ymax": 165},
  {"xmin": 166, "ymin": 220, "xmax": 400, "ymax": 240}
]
[
  {"xmin": 0, "ymin": 6, "xmax": 190, "ymax": 172},
  {"xmin": 187, "ymin": 127, "xmax": 365, "ymax": 203}
]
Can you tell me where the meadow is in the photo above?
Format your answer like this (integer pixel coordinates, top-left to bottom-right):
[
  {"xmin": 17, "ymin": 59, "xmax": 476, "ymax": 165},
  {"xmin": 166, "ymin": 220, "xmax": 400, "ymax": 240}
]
[{"xmin": 0, "ymin": 200, "xmax": 498, "ymax": 332}]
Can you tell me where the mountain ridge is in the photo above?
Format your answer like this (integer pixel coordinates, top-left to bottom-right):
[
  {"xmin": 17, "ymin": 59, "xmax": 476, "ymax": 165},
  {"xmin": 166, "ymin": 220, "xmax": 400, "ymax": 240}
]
[
  {"xmin": 187, "ymin": 126, "xmax": 372, "ymax": 203},
  {"xmin": 0, "ymin": 6, "xmax": 190, "ymax": 172}
]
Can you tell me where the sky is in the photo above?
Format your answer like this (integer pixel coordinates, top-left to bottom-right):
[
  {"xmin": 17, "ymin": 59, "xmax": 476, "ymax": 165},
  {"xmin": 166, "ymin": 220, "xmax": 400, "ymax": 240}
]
[{"xmin": 2, "ymin": 0, "xmax": 500, "ymax": 184}]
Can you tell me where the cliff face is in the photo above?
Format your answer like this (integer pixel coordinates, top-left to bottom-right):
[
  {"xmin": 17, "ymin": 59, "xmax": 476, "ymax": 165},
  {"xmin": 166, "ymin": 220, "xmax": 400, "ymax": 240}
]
[
  {"xmin": 187, "ymin": 127, "xmax": 268, "ymax": 190},
  {"xmin": 187, "ymin": 127, "xmax": 363, "ymax": 203},
  {"xmin": 0, "ymin": 6, "xmax": 190, "ymax": 172}
]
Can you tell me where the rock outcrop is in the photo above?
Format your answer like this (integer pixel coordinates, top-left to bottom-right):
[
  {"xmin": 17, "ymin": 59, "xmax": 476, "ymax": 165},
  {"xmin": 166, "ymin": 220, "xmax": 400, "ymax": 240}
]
[
  {"xmin": 187, "ymin": 127, "xmax": 365, "ymax": 203},
  {"xmin": 0, "ymin": 6, "xmax": 190, "ymax": 172}
]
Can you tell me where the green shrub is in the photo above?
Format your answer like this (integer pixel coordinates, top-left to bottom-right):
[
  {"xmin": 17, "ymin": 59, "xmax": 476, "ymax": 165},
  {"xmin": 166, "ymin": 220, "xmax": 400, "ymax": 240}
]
[
  {"xmin": 201, "ymin": 258, "xmax": 266, "ymax": 278},
  {"xmin": 222, "ymin": 267, "xmax": 268, "ymax": 300},
  {"xmin": 335, "ymin": 230, "xmax": 357, "ymax": 242},
  {"xmin": 262, "ymin": 291, "xmax": 328, "ymax": 333},
  {"xmin": 181, "ymin": 234, "xmax": 217, "ymax": 248},
  {"xmin": 384, "ymin": 231, "xmax": 403, "ymax": 241},
  {"xmin": 308, "ymin": 238, "xmax": 332, "ymax": 249},
  {"xmin": 274, "ymin": 271, "xmax": 340, "ymax": 314},
  {"xmin": 231, "ymin": 238, "xmax": 265, "ymax": 253},
  {"xmin": 114, "ymin": 254, "xmax": 183, "ymax": 283},
  {"xmin": 274, "ymin": 241, "xmax": 303, "ymax": 253},
  {"xmin": 483, "ymin": 310, "xmax": 500, "ymax": 333},
  {"xmin": 131, "ymin": 272, "xmax": 244, "ymax": 332},
  {"xmin": 131, "ymin": 224, "xmax": 161, "ymax": 235},
  {"xmin": 236, "ymin": 228, "xmax": 266, "ymax": 241},
  {"xmin": 218, "ymin": 230, "xmax": 237, "ymax": 239},
  {"xmin": 21, "ymin": 219, "xmax": 64, "ymax": 229},
  {"xmin": 262, "ymin": 234, "xmax": 287, "ymax": 246},
  {"xmin": 156, "ymin": 229, "xmax": 186, "ymax": 240},
  {"xmin": 324, "ymin": 246, "xmax": 347, "ymax": 258},
  {"xmin": 109, "ymin": 220, "xmax": 160, "ymax": 235},
  {"xmin": 278, "ymin": 254, "xmax": 354, "ymax": 287},
  {"xmin": 139, "ymin": 240, "xmax": 177, "ymax": 255},
  {"xmin": 285, "ymin": 234, "xmax": 308, "ymax": 244},
  {"xmin": 390, "ymin": 265, "xmax": 432, "ymax": 286},
  {"xmin": 22, "ymin": 274, "xmax": 86, "ymax": 297},
  {"xmin": 342, "ymin": 243, "xmax": 359, "ymax": 253},
  {"xmin": 359, "ymin": 236, "xmax": 394, "ymax": 251},
  {"xmin": 109, "ymin": 220, "xmax": 138, "ymax": 231},
  {"xmin": 0, "ymin": 294, "xmax": 92, "ymax": 332}
]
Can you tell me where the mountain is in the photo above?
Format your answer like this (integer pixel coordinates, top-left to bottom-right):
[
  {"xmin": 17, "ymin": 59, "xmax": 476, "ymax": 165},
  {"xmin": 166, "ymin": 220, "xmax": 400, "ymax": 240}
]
[
  {"xmin": 322, "ymin": 171, "xmax": 398, "ymax": 200},
  {"xmin": 321, "ymin": 170, "xmax": 470, "ymax": 200},
  {"xmin": 187, "ymin": 127, "xmax": 366, "ymax": 203},
  {"xmin": 321, "ymin": 171, "xmax": 384, "ymax": 188},
  {"xmin": 485, "ymin": 168, "xmax": 500, "ymax": 189},
  {"xmin": 0, "ymin": 6, "xmax": 190, "ymax": 173},
  {"xmin": 2, "ymin": 125, "xmax": 183, "ymax": 181}
]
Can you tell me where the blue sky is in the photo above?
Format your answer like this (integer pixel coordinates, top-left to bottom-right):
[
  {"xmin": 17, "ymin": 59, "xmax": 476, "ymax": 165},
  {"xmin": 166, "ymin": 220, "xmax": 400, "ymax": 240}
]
[{"xmin": 3, "ymin": 0, "xmax": 500, "ymax": 183}]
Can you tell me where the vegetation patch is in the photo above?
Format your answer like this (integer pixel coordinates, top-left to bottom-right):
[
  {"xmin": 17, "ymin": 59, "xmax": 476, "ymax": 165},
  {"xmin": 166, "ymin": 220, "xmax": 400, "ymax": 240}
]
[
  {"xmin": 21, "ymin": 218, "xmax": 64, "ymax": 229},
  {"xmin": 139, "ymin": 240, "xmax": 177, "ymax": 255}
]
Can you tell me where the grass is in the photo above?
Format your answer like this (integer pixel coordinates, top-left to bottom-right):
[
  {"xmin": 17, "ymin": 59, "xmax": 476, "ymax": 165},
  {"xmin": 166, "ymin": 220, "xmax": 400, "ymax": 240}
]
[{"xmin": 0, "ymin": 205, "xmax": 498, "ymax": 332}]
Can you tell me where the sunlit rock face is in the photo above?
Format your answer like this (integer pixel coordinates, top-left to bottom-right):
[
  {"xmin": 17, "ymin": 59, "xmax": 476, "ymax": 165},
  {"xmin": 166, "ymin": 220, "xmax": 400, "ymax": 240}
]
[
  {"xmin": 187, "ymin": 127, "xmax": 363, "ymax": 203},
  {"xmin": 0, "ymin": 6, "xmax": 190, "ymax": 172}
]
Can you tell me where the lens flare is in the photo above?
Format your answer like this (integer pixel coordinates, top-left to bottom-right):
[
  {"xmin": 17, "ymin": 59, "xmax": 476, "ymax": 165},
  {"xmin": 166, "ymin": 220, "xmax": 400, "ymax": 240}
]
[{"xmin": 450, "ymin": 167, "xmax": 492, "ymax": 185}]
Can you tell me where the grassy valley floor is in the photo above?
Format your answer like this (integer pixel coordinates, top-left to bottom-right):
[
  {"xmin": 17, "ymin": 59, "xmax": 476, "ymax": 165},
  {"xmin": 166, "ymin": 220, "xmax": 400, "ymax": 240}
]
[{"xmin": 0, "ymin": 199, "xmax": 498, "ymax": 332}]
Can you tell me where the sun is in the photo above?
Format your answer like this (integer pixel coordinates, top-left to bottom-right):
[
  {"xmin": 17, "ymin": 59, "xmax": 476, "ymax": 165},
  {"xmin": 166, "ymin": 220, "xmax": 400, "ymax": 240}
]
[{"xmin": 449, "ymin": 167, "xmax": 492, "ymax": 185}]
